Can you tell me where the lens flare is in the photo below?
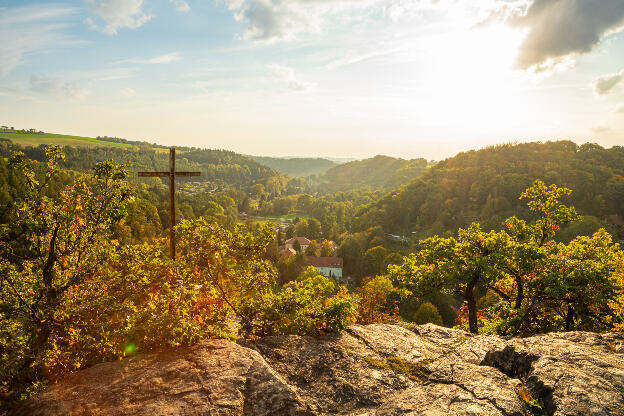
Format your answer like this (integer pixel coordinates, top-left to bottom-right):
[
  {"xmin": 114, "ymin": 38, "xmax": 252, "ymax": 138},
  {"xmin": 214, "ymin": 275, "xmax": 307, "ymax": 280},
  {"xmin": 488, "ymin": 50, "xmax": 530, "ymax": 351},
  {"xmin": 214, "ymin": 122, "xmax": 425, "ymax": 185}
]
[{"xmin": 124, "ymin": 343, "xmax": 137, "ymax": 355}]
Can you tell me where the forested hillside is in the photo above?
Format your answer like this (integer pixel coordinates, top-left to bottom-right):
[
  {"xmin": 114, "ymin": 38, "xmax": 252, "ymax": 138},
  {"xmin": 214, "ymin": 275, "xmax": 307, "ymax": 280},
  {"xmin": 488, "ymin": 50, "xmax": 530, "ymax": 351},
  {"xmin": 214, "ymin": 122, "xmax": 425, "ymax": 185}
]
[
  {"xmin": 320, "ymin": 155, "xmax": 428, "ymax": 193},
  {"xmin": 353, "ymin": 141, "xmax": 624, "ymax": 241},
  {"xmin": 0, "ymin": 137, "xmax": 293, "ymax": 245},
  {"xmin": 0, "ymin": 139, "xmax": 281, "ymax": 190},
  {"xmin": 248, "ymin": 155, "xmax": 338, "ymax": 177}
]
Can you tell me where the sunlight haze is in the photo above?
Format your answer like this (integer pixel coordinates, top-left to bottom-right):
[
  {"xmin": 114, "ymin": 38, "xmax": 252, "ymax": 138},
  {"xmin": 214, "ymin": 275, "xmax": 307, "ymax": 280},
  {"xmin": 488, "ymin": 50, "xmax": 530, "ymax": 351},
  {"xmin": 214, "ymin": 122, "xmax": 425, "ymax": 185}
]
[{"xmin": 1, "ymin": 0, "xmax": 624, "ymax": 159}]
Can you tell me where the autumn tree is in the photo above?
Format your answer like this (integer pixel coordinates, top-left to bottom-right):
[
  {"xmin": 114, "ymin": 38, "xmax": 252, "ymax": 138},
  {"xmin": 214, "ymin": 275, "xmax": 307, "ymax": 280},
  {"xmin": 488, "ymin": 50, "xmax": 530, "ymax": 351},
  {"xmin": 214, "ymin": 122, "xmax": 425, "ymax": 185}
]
[
  {"xmin": 305, "ymin": 240, "xmax": 320, "ymax": 256},
  {"xmin": 0, "ymin": 147, "xmax": 133, "ymax": 403},
  {"xmin": 0, "ymin": 147, "xmax": 363, "ymax": 411},
  {"xmin": 320, "ymin": 239, "xmax": 335, "ymax": 257},
  {"xmin": 356, "ymin": 275, "xmax": 395, "ymax": 324}
]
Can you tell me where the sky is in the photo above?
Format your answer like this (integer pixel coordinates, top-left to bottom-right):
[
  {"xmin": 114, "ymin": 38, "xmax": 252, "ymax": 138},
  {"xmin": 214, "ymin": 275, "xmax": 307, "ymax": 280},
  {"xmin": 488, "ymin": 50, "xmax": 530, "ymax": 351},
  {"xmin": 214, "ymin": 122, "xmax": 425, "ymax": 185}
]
[{"xmin": 1, "ymin": 0, "xmax": 624, "ymax": 159}]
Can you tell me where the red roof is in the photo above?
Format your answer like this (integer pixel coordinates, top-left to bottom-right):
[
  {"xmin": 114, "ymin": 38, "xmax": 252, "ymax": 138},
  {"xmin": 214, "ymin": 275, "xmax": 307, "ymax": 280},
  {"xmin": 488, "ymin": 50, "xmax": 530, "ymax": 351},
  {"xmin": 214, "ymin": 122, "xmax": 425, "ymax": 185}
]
[
  {"xmin": 306, "ymin": 256, "xmax": 343, "ymax": 268},
  {"xmin": 285, "ymin": 237, "xmax": 311, "ymax": 245}
]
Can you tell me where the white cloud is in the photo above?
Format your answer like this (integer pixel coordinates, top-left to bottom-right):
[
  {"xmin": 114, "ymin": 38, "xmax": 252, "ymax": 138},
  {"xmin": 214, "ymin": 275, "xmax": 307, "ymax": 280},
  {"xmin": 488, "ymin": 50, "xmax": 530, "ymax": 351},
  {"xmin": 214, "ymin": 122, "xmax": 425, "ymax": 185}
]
[
  {"xmin": 170, "ymin": 0, "xmax": 190, "ymax": 12},
  {"xmin": 30, "ymin": 75, "xmax": 91, "ymax": 100},
  {"xmin": 0, "ymin": 5, "xmax": 79, "ymax": 76},
  {"xmin": 219, "ymin": 0, "xmax": 386, "ymax": 41},
  {"xmin": 231, "ymin": 0, "xmax": 307, "ymax": 41},
  {"xmin": 116, "ymin": 52, "xmax": 181, "ymax": 65},
  {"xmin": 510, "ymin": 0, "xmax": 624, "ymax": 71},
  {"xmin": 144, "ymin": 53, "xmax": 181, "ymax": 64},
  {"xmin": 0, "ymin": 6, "xmax": 77, "ymax": 25},
  {"xmin": 217, "ymin": 0, "xmax": 533, "ymax": 42},
  {"xmin": 86, "ymin": 0, "xmax": 152, "ymax": 35},
  {"xmin": 594, "ymin": 71, "xmax": 624, "ymax": 95},
  {"xmin": 267, "ymin": 64, "xmax": 312, "ymax": 91},
  {"xmin": 475, "ymin": 0, "xmax": 529, "ymax": 27}
]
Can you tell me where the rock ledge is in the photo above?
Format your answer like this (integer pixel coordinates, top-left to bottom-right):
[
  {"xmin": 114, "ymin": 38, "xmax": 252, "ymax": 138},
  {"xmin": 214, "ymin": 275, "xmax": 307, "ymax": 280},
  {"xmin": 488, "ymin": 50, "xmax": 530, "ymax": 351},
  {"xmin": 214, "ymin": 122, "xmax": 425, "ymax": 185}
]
[{"xmin": 18, "ymin": 324, "xmax": 624, "ymax": 416}]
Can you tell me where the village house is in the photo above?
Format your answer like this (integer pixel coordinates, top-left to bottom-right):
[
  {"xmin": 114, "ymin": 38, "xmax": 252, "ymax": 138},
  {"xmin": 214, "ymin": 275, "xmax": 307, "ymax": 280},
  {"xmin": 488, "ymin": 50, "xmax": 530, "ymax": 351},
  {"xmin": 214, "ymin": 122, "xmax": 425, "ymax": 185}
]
[
  {"xmin": 283, "ymin": 237, "xmax": 311, "ymax": 252},
  {"xmin": 306, "ymin": 256, "xmax": 344, "ymax": 281}
]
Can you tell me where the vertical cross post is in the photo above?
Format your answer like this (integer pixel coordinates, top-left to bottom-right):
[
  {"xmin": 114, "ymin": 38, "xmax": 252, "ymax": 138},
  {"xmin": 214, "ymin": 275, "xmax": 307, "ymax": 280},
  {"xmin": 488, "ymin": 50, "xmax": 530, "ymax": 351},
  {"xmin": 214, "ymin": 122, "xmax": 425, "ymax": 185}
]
[
  {"xmin": 169, "ymin": 148, "xmax": 176, "ymax": 259},
  {"xmin": 137, "ymin": 148, "xmax": 200, "ymax": 260}
]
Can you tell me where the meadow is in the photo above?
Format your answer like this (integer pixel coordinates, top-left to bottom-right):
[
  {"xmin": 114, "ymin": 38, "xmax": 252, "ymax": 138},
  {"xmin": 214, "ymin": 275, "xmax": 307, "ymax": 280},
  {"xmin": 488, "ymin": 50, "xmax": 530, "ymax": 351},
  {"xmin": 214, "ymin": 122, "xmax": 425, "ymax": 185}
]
[{"xmin": 0, "ymin": 129, "xmax": 132, "ymax": 148}]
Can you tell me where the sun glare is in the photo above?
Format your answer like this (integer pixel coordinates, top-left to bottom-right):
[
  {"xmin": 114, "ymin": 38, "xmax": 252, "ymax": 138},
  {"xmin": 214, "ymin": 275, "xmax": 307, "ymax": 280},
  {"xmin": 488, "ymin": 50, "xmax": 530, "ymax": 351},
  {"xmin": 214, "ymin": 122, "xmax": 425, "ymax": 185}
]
[{"xmin": 420, "ymin": 24, "xmax": 527, "ymax": 130}]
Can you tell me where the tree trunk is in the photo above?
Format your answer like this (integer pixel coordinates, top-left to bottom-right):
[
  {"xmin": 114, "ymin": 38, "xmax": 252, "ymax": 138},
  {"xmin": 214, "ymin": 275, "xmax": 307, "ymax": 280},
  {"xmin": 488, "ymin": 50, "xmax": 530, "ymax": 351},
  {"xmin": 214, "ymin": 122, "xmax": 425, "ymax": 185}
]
[
  {"xmin": 466, "ymin": 278, "xmax": 479, "ymax": 334},
  {"xmin": 565, "ymin": 303, "xmax": 574, "ymax": 331},
  {"xmin": 514, "ymin": 277, "xmax": 523, "ymax": 309},
  {"xmin": 17, "ymin": 321, "xmax": 52, "ymax": 382}
]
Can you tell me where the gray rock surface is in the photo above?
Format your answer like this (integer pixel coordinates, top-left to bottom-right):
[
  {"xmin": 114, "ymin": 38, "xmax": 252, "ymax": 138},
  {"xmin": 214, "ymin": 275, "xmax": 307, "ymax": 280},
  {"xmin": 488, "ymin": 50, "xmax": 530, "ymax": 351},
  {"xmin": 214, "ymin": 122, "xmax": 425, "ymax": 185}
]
[{"xmin": 18, "ymin": 324, "xmax": 624, "ymax": 416}]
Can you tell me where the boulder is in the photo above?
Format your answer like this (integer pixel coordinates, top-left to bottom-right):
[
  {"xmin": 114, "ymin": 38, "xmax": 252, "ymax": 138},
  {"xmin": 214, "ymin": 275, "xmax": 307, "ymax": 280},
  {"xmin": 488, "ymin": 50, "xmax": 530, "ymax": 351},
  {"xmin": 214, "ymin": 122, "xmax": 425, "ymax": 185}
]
[{"xmin": 18, "ymin": 324, "xmax": 624, "ymax": 416}]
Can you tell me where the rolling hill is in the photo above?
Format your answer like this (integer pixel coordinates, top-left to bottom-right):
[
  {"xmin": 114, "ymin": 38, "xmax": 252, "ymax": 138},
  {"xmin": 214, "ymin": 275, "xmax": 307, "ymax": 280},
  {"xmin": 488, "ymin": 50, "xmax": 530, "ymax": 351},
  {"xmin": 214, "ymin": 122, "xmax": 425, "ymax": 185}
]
[
  {"xmin": 352, "ymin": 141, "xmax": 624, "ymax": 241},
  {"xmin": 247, "ymin": 155, "xmax": 338, "ymax": 177},
  {"xmin": 320, "ymin": 155, "xmax": 429, "ymax": 193}
]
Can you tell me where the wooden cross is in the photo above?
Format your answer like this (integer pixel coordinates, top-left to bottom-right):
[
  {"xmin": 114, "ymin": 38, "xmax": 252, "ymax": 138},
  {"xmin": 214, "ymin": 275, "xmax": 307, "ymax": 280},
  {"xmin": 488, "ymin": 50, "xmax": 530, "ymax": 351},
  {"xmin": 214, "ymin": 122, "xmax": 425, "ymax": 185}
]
[{"xmin": 138, "ymin": 148, "xmax": 200, "ymax": 259}]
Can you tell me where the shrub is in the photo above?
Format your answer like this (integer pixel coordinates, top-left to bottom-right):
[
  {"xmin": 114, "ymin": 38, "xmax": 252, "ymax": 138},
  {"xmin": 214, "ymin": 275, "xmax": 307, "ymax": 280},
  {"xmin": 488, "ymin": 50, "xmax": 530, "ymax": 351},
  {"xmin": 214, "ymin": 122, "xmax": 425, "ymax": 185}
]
[
  {"xmin": 413, "ymin": 302, "xmax": 443, "ymax": 326},
  {"xmin": 356, "ymin": 275, "xmax": 396, "ymax": 324}
]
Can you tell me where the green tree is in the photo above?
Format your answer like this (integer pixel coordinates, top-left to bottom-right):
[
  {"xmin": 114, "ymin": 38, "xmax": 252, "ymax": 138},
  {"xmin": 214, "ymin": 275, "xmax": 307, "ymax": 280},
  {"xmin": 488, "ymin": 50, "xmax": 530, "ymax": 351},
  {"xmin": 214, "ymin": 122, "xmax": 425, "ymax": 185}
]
[
  {"xmin": 277, "ymin": 251, "xmax": 306, "ymax": 284},
  {"xmin": 249, "ymin": 183, "xmax": 265, "ymax": 199},
  {"xmin": 413, "ymin": 302, "xmax": 443, "ymax": 326},
  {"xmin": 296, "ymin": 194, "xmax": 313, "ymax": 212},
  {"xmin": 362, "ymin": 246, "xmax": 387, "ymax": 277},
  {"xmin": 307, "ymin": 218, "xmax": 322, "ymax": 240},
  {"xmin": 242, "ymin": 267, "xmax": 356, "ymax": 337},
  {"xmin": 390, "ymin": 180, "xmax": 624, "ymax": 336},
  {"xmin": 338, "ymin": 234, "xmax": 366, "ymax": 282},
  {"xmin": 491, "ymin": 229, "xmax": 623, "ymax": 335},
  {"xmin": 293, "ymin": 239, "xmax": 302, "ymax": 253},
  {"xmin": 293, "ymin": 220, "xmax": 308, "ymax": 238},
  {"xmin": 389, "ymin": 224, "xmax": 508, "ymax": 333}
]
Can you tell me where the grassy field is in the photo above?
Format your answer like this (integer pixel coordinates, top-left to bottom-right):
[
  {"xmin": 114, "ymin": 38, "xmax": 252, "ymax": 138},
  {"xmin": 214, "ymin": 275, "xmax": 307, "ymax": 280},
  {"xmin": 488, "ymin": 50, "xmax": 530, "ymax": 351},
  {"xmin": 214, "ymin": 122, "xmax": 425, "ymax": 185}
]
[
  {"xmin": 243, "ymin": 213, "xmax": 311, "ymax": 228},
  {"xmin": 263, "ymin": 213, "xmax": 311, "ymax": 221},
  {"xmin": 0, "ymin": 130, "xmax": 133, "ymax": 148}
]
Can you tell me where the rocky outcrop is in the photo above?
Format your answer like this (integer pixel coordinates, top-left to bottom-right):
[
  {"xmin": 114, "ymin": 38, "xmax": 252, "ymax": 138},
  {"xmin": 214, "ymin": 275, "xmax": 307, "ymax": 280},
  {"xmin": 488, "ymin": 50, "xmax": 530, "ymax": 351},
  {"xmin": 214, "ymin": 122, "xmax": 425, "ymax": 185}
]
[{"xmin": 18, "ymin": 324, "xmax": 624, "ymax": 416}]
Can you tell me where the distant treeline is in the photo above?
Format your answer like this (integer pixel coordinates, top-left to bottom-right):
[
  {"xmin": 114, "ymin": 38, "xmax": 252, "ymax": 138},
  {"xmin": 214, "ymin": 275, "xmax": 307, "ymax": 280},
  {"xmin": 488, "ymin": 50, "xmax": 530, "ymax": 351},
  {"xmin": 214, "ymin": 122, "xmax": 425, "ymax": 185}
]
[{"xmin": 248, "ymin": 155, "xmax": 338, "ymax": 178}]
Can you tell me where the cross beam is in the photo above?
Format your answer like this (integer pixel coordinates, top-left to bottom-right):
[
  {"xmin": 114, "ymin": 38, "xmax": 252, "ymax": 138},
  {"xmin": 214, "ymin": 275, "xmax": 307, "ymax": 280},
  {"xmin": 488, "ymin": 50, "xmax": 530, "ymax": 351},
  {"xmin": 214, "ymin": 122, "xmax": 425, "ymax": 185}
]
[{"xmin": 138, "ymin": 148, "xmax": 200, "ymax": 259}]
